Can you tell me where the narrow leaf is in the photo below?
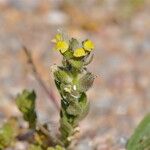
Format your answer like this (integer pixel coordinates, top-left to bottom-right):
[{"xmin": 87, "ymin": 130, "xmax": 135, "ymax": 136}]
[
  {"xmin": 127, "ymin": 113, "xmax": 150, "ymax": 150},
  {"xmin": 16, "ymin": 90, "xmax": 37, "ymax": 129}
]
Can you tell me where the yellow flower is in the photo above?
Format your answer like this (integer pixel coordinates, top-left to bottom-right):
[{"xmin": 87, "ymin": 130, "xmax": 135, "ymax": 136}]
[
  {"xmin": 83, "ymin": 40, "xmax": 94, "ymax": 52},
  {"xmin": 51, "ymin": 33, "xmax": 63, "ymax": 43},
  {"xmin": 55, "ymin": 41, "xmax": 69, "ymax": 53},
  {"xmin": 73, "ymin": 48, "xmax": 86, "ymax": 57}
]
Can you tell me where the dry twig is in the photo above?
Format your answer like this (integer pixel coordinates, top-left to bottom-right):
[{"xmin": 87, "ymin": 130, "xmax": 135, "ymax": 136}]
[{"xmin": 22, "ymin": 46, "xmax": 59, "ymax": 110}]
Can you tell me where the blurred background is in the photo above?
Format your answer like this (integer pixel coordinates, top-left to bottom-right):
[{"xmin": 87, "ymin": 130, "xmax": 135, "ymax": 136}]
[{"xmin": 0, "ymin": 0, "xmax": 150, "ymax": 149}]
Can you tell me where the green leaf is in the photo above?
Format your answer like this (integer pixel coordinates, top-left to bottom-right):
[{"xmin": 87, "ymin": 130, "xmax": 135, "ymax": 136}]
[
  {"xmin": 79, "ymin": 93, "xmax": 89, "ymax": 119},
  {"xmin": 66, "ymin": 101, "xmax": 82, "ymax": 116},
  {"xmin": 55, "ymin": 145, "xmax": 65, "ymax": 150},
  {"xmin": 63, "ymin": 50, "xmax": 74, "ymax": 60},
  {"xmin": 28, "ymin": 144, "xmax": 43, "ymax": 150},
  {"xmin": 69, "ymin": 38, "xmax": 79, "ymax": 50},
  {"xmin": 78, "ymin": 72, "xmax": 94, "ymax": 92},
  {"xmin": 60, "ymin": 117, "xmax": 73, "ymax": 138},
  {"xmin": 47, "ymin": 145, "xmax": 65, "ymax": 150},
  {"xmin": 16, "ymin": 90, "xmax": 37, "ymax": 129},
  {"xmin": 60, "ymin": 108, "xmax": 73, "ymax": 141},
  {"xmin": 69, "ymin": 59, "xmax": 84, "ymax": 69},
  {"xmin": 54, "ymin": 68, "xmax": 72, "ymax": 84},
  {"xmin": 0, "ymin": 119, "xmax": 17, "ymax": 149},
  {"xmin": 127, "ymin": 113, "xmax": 150, "ymax": 150}
]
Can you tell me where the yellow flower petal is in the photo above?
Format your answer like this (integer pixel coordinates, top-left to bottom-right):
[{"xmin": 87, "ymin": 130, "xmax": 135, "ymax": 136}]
[
  {"xmin": 73, "ymin": 48, "xmax": 86, "ymax": 57},
  {"xmin": 55, "ymin": 41, "xmax": 69, "ymax": 53},
  {"xmin": 83, "ymin": 40, "xmax": 94, "ymax": 52}
]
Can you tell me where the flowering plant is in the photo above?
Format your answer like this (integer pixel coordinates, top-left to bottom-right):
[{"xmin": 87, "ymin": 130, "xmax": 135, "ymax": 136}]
[{"xmin": 52, "ymin": 33, "xmax": 95, "ymax": 147}]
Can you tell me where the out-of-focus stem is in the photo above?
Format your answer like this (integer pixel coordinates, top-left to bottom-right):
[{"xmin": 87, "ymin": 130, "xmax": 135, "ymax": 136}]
[{"xmin": 22, "ymin": 46, "xmax": 60, "ymax": 111}]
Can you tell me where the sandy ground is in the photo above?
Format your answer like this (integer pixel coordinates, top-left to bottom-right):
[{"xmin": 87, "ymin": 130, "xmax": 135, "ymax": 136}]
[{"xmin": 0, "ymin": 0, "xmax": 150, "ymax": 149}]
